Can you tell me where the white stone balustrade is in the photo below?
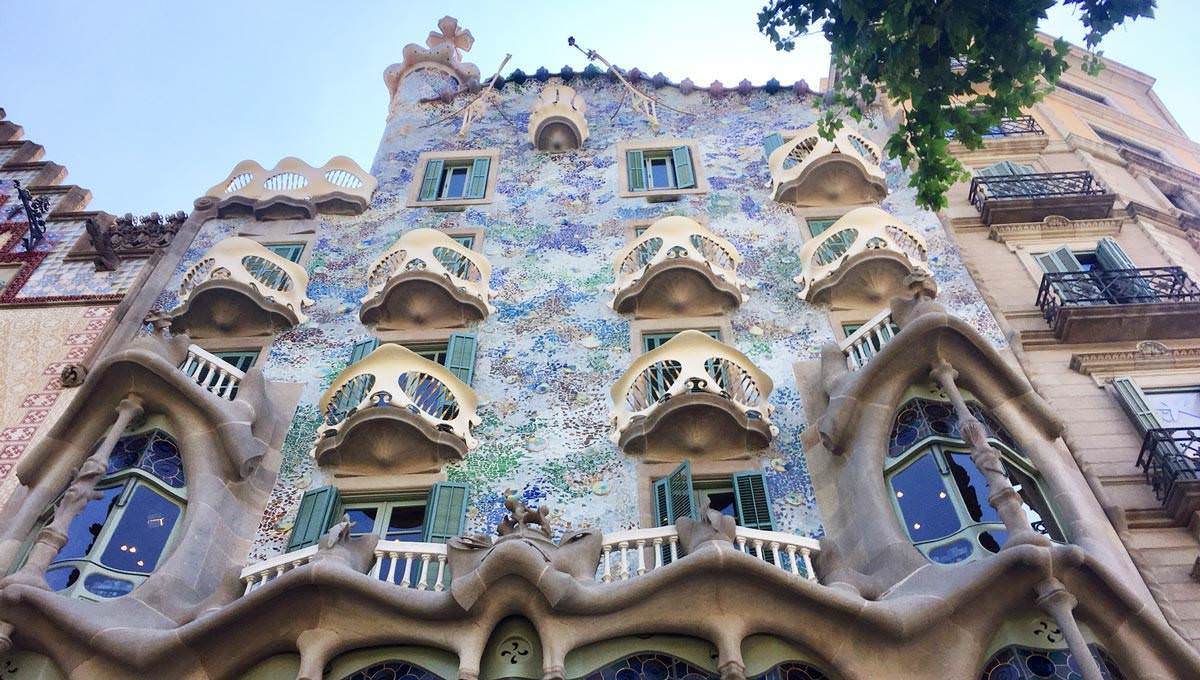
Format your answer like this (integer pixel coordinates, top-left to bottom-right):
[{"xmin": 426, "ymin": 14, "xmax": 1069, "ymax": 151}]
[
  {"xmin": 793, "ymin": 206, "xmax": 930, "ymax": 302},
  {"xmin": 204, "ymin": 156, "xmax": 377, "ymax": 211},
  {"xmin": 610, "ymin": 330, "xmax": 774, "ymax": 441},
  {"xmin": 611, "ymin": 216, "xmax": 748, "ymax": 314},
  {"xmin": 177, "ymin": 237, "xmax": 314, "ymax": 324},
  {"xmin": 180, "ymin": 345, "xmax": 246, "ymax": 400},
  {"xmin": 361, "ymin": 228, "xmax": 495, "ymax": 318},
  {"xmin": 239, "ymin": 540, "xmax": 449, "ymax": 594},
  {"xmin": 839, "ymin": 308, "xmax": 898, "ymax": 371},
  {"xmin": 768, "ymin": 123, "xmax": 887, "ymax": 206},
  {"xmin": 319, "ymin": 343, "xmax": 479, "ymax": 450},
  {"xmin": 239, "ymin": 527, "xmax": 818, "ymax": 596},
  {"xmin": 528, "ymin": 84, "xmax": 589, "ymax": 151}
]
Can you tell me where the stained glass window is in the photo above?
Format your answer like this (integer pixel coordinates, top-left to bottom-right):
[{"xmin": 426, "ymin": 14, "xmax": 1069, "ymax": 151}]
[
  {"xmin": 34, "ymin": 429, "xmax": 187, "ymax": 600},
  {"xmin": 886, "ymin": 396, "xmax": 1062, "ymax": 564},
  {"xmin": 582, "ymin": 652, "xmax": 717, "ymax": 680},
  {"xmin": 342, "ymin": 660, "xmax": 445, "ymax": 680},
  {"xmin": 980, "ymin": 644, "xmax": 1125, "ymax": 680},
  {"xmin": 750, "ymin": 661, "xmax": 831, "ymax": 680}
]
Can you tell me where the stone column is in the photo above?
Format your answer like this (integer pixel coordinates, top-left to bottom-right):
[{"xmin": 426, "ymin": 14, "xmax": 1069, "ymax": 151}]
[
  {"xmin": 2, "ymin": 396, "xmax": 144, "ymax": 589},
  {"xmin": 929, "ymin": 360, "xmax": 1048, "ymax": 548},
  {"xmin": 1036, "ymin": 578, "xmax": 1106, "ymax": 680}
]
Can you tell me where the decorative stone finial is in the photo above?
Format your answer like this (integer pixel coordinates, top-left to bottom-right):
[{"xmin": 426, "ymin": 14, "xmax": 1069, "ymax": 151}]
[
  {"xmin": 383, "ymin": 16, "xmax": 482, "ymax": 112},
  {"xmin": 425, "ymin": 15, "xmax": 474, "ymax": 57}
]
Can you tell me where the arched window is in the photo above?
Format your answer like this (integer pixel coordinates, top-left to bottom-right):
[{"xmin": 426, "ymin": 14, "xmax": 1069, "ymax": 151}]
[
  {"xmin": 981, "ymin": 644, "xmax": 1125, "ymax": 679},
  {"xmin": 36, "ymin": 428, "xmax": 186, "ymax": 600},
  {"xmin": 341, "ymin": 660, "xmax": 445, "ymax": 680},
  {"xmin": 752, "ymin": 661, "xmax": 831, "ymax": 680},
  {"xmin": 886, "ymin": 390, "xmax": 1063, "ymax": 564},
  {"xmin": 583, "ymin": 653, "xmax": 717, "ymax": 680}
]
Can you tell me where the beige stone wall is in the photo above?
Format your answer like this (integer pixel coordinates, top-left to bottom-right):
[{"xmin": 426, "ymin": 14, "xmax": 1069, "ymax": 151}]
[{"xmin": 0, "ymin": 304, "xmax": 114, "ymax": 507}]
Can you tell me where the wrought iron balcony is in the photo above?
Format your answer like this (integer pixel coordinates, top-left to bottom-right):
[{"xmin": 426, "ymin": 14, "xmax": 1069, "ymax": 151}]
[
  {"xmin": 359, "ymin": 228, "xmax": 495, "ymax": 329},
  {"xmin": 168, "ymin": 237, "xmax": 313, "ymax": 337},
  {"xmin": 315, "ymin": 343, "xmax": 479, "ymax": 475},
  {"xmin": 1136, "ymin": 427, "xmax": 1200, "ymax": 503},
  {"xmin": 610, "ymin": 330, "xmax": 774, "ymax": 459},
  {"xmin": 1036, "ymin": 267, "xmax": 1200, "ymax": 342},
  {"xmin": 946, "ymin": 115, "xmax": 1045, "ymax": 139},
  {"xmin": 968, "ymin": 171, "xmax": 1114, "ymax": 225},
  {"xmin": 794, "ymin": 206, "xmax": 931, "ymax": 305},
  {"xmin": 767, "ymin": 123, "xmax": 887, "ymax": 206},
  {"xmin": 611, "ymin": 216, "xmax": 747, "ymax": 318}
]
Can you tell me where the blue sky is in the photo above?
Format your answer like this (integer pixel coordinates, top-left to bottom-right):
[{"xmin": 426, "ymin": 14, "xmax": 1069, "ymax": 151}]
[{"xmin": 2, "ymin": 1, "xmax": 1197, "ymax": 213}]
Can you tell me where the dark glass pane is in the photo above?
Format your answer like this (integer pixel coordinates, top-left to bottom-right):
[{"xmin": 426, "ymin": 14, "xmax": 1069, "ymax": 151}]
[
  {"xmin": 346, "ymin": 507, "xmax": 378, "ymax": 536},
  {"xmin": 978, "ymin": 529, "xmax": 1006, "ymax": 553},
  {"xmin": 706, "ymin": 490, "xmax": 737, "ymax": 517},
  {"xmin": 83, "ymin": 572, "xmax": 136, "ymax": 598},
  {"xmin": 582, "ymin": 653, "xmax": 717, "ymax": 680},
  {"xmin": 45, "ymin": 565, "xmax": 80, "ymax": 592},
  {"xmin": 927, "ymin": 538, "xmax": 974, "ymax": 564},
  {"xmin": 890, "ymin": 452, "xmax": 960, "ymax": 542},
  {"xmin": 443, "ymin": 167, "xmax": 468, "ymax": 198},
  {"xmin": 947, "ymin": 452, "xmax": 1001, "ymax": 524},
  {"xmin": 649, "ymin": 158, "xmax": 672, "ymax": 188},
  {"xmin": 924, "ymin": 401, "xmax": 957, "ymax": 438},
  {"xmin": 342, "ymin": 660, "xmax": 446, "ymax": 680},
  {"xmin": 1005, "ymin": 463, "xmax": 1064, "ymax": 541},
  {"xmin": 137, "ymin": 434, "xmax": 185, "ymax": 488},
  {"xmin": 98, "ymin": 485, "xmax": 181, "ymax": 574},
  {"xmin": 53, "ymin": 485, "xmax": 123, "ymax": 562},
  {"xmin": 384, "ymin": 504, "xmax": 426, "ymax": 542},
  {"xmin": 107, "ymin": 435, "xmax": 147, "ymax": 474}
]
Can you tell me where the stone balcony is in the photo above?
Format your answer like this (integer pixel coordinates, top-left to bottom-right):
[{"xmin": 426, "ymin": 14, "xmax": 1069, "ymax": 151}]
[
  {"xmin": 528, "ymin": 84, "xmax": 588, "ymax": 152},
  {"xmin": 767, "ymin": 123, "xmax": 887, "ymax": 206},
  {"xmin": 794, "ymin": 207, "xmax": 931, "ymax": 305},
  {"xmin": 203, "ymin": 156, "xmax": 377, "ymax": 219},
  {"xmin": 611, "ymin": 216, "xmax": 747, "ymax": 318},
  {"xmin": 359, "ymin": 228, "xmax": 495, "ymax": 329},
  {"xmin": 610, "ymin": 330, "xmax": 774, "ymax": 460},
  {"xmin": 167, "ymin": 237, "xmax": 313, "ymax": 337},
  {"xmin": 315, "ymin": 343, "xmax": 479, "ymax": 477}
]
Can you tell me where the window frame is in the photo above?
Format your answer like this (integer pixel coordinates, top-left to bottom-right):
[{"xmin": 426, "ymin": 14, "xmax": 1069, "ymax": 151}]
[
  {"xmin": 617, "ymin": 139, "xmax": 708, "ymax": 200},
  {"xmin": 341, "ymin": 492, "xmax": 430, "ymax": 542},
  {"xmin": 407, "ymin": 149, "xmax": 501, "ymax": 209},
  {"xmin": 628, "ymin": 316, "xmax": 733, "ymax": 356}
]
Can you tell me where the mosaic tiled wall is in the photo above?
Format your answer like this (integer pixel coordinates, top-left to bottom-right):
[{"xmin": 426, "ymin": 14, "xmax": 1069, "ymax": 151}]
[{"xmin": 150, "ymin": 73, "xmax": 1005, "ymax": 560}]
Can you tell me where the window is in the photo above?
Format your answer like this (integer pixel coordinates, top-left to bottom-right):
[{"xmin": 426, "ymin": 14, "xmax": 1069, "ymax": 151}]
[
  {"xmin": 981, "ymin": 645, "xmax": 1125, "ymax": 679},
  {"xmin": 1091, "ymin": 127, "xmax": 1163, "ymax": 159},
  {"xmin": 417, "ymin": 157, "xmax": 491, "ymax": 202},
  {"xmin": 287, "ymin": 482, "xmax": 469, "ymax": 585},
  {"xmin": 886, "ymin": 394, "xmax": 1062, "ymax": 565},
  {"xmin": 1056, "ymin": 80, "xmax": 1109, "ymax": 106},
  {"xmin": 619, "ymin": 141, "xmax": 706, "ymax": 197},
  {"xmin": 1036, "ymin": 240, "xmax": 1156, "ymax": 305},
  {"xmin": 1113, "ymin": 377, "xmax": 1200, "ymax": 432},
  {"xmin": 261, "ymin": 242, "xmax": 305, "ymax": 263},
  {"xmin": 32, "ymin": 429, "xmax": 186, "ymax": 600},
  {"xmin": 652, "ymin": 461, "xmax": 775, "ymax": 531}
]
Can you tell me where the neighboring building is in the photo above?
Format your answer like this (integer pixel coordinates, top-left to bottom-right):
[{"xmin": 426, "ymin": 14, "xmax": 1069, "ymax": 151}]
[
  {"xmin": 1, "ymin": 16, "xmax": 1199, "ymax": 680},
  {"xmin": 0, "ymin": 108, "xmax": 181, "ymax": 511}
]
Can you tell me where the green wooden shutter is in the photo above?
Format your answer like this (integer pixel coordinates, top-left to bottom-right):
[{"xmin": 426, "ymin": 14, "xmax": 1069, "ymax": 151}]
[
  {"xmin": 286, "ymin": 485, "xmax": 341, "ymax": 551},
  {"xmin": 1035, "ymin": 246, "xmax": 1085, "ymax": 274},
  {"xmin": 653, "ymin": 461, "xmax": 696, "ymax": 526},
  {"xmin": 445, "ymin": 333, "xmax": 477, "ymax": 385},
  {"xmin": 626, "ymin": 150, "xmax": 646, "ymax": 192},
  {"xmin": 762, "ymin": 133, "xmax": 785, "ymax": 161},
  {"xmin": 350, "ymin": 338, "xmax": 380, "ymax": 364},
  {"xmin": 1113, "ymin": 377, "xmax": 1164, "ymax": 436},
  {"xmin": 465, "ymin": 157, "xmax": 491, "ymax": 199},
  {"xmin": 1095, "ymin": 237, "xmax": 1136, "ymax": 271},
  {"xmin": 418, "ymin": 159, "xmax": 444, "ymax": 201},
  {"xmin": 732, "ymin": 472, "xmax": 775, "ymax": 531},
  {"xmin": 672, "ymin": 146, "xmax": 696, "ymax": 189},
  {"xmin": 423, "ymin": 482, "xmax": 468, "ymax": 543}
]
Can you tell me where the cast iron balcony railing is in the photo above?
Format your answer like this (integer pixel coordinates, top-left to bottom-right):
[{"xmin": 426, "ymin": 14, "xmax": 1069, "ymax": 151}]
[
  {"xmin": 1135, "ymin": 427, "xmax": 1200, "ymax": 502},
  {"xmin": 946, "ymin": 115, "xmax": 1045, "ymax": 140},
  {"xmin": 969, "ymin": 171, "xmax": 1106, "ymax": 208},
  {"xmin": 1036, "ymin": 267, "xmax": 1200, "ymax": 325}
]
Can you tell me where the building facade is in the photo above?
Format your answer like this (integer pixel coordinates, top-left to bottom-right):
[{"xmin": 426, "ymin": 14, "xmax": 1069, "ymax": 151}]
[{"xmin": 2, "ymin": 16, "xmax": 1200, "ymax": 680}]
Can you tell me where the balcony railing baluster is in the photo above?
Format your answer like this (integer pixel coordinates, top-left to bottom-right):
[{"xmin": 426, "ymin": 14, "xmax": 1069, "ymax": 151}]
[{"xmin": 969, "ymin": 171, "xmax": 1107, "ymax": 211}]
